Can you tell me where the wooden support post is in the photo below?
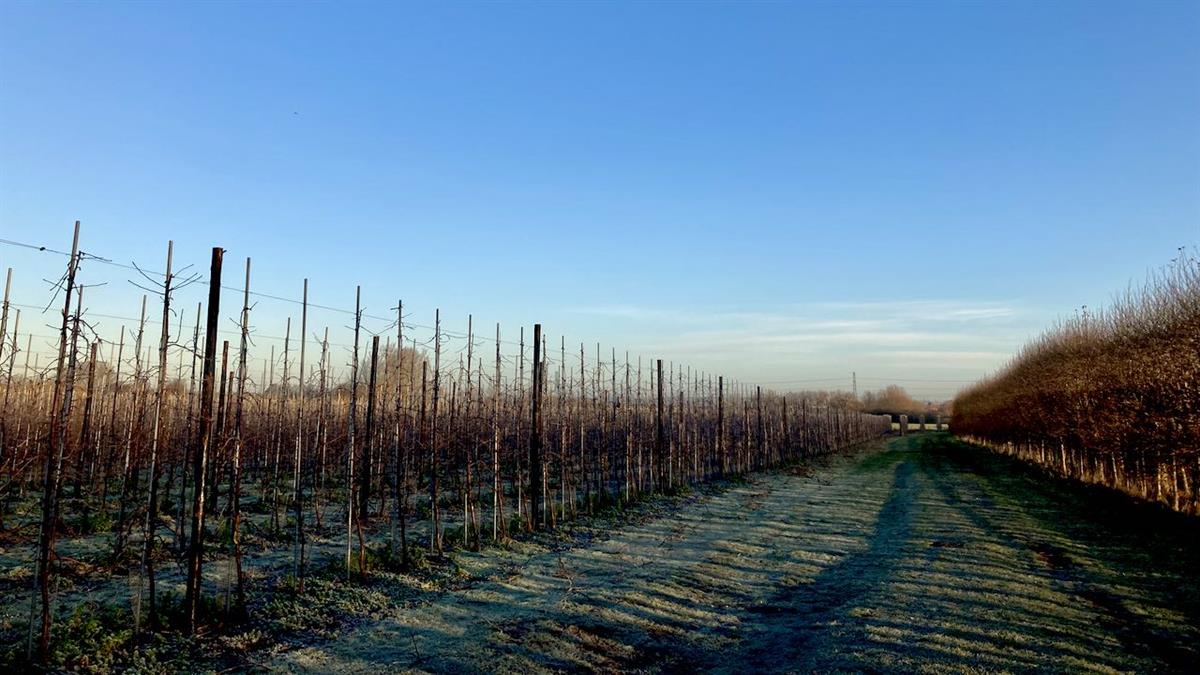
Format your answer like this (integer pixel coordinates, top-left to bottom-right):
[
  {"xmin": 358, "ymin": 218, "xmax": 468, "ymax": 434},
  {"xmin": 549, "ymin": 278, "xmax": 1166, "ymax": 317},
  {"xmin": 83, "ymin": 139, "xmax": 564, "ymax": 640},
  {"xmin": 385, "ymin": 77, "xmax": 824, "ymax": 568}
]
[
  {"xmin": 231, "ymin": 258, "xmax": 250, "ymax": 609},
  {"xmin": 346, "ymin": 287, "xmax": 361, "ymax": 574},
  {"xmin": 293, "ymin": 278, "xmax": 307, "ymax": 586},
  {"xmin": 492, "ymin": 323, "xmax": 504, "ymax": 541},
  {"xmin": 185, "ymin": 246, "xmax": 223, "ymax": 635},
  {"xmin": 528, "ymin": 324, "xmax": 543, "ymax": 530},
  {"xmin": 393, "ymin": 300, "xmax": 408, "ymax": 564},
  {"xmin": 655, "ymin": 359, "xmax": 665, "ymax": 491},
  {"xmin": 358, "ymin": 334, "xmax": 379, "ymax": 573},
  {"xmin": 756, "ymin": 386, "xmax": 764, "ymax": 470},
  {"xmin": 430, "ymin": 310, "xmax": 442, "ymax": 553},
  {"xmin": 142, "ymin": 240, "xmax": 173, "ymax": 632}
]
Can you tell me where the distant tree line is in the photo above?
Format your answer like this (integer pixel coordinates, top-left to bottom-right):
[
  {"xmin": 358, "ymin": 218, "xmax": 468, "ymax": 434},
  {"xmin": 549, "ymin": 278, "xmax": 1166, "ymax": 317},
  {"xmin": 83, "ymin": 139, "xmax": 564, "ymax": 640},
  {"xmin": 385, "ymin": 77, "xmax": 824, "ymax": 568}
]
[{"xmin": 859, "ymin": 385, "xmax": 929, "ymax": 421}]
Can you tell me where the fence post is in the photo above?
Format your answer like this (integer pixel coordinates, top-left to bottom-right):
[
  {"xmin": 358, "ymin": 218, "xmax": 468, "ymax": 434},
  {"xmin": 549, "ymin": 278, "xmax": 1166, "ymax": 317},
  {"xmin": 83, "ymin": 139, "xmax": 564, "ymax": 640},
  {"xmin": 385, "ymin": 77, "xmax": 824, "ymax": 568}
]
[
  {"xmin": 529, "ymin": 324, "xmax": 543, "ymax": 529},
  {"xmin": 185, "ymin": 246, "xmax": 222, "ymax": 635}
]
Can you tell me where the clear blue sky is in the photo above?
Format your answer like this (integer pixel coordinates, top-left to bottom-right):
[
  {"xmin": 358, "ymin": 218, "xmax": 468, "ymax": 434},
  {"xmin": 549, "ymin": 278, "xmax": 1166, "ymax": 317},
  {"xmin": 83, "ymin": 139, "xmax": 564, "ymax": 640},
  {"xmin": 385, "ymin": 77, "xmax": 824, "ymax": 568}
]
[{"xmin": 1, "ymin": 1, "xmax": 1197, "ymax": 400}]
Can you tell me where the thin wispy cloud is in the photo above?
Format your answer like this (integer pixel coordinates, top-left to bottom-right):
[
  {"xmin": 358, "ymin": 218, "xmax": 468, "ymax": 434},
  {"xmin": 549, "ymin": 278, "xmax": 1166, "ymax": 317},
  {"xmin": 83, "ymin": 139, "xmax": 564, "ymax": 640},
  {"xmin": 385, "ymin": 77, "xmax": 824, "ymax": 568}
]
[
  {"xmin": 865, "ymin": 350, "xmax": 1013, "ymax": 364},
  {"xmin": 565, "ymin": 299, "xmax": 1030, "ymax": 398},
  {"xmin": 808, "ymin": 300, "xmax": 1020, "ymax": 322}
]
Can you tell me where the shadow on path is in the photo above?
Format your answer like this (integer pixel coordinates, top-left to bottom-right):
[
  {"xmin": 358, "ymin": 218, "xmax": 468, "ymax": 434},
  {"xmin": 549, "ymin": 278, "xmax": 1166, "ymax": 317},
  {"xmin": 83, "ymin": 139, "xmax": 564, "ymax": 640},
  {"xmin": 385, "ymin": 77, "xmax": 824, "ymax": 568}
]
[{"xmin": 725, "ymin": 458, "xmax": 917, "ymax": 671}]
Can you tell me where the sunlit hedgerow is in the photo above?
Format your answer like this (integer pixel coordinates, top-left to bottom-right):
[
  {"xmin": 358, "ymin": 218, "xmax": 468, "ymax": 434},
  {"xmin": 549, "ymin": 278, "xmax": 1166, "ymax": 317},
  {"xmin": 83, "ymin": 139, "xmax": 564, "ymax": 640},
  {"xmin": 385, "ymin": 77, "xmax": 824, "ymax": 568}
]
[{"xmin": 953, "ymin": 252, "xmax": 1200, "ymax": 515}]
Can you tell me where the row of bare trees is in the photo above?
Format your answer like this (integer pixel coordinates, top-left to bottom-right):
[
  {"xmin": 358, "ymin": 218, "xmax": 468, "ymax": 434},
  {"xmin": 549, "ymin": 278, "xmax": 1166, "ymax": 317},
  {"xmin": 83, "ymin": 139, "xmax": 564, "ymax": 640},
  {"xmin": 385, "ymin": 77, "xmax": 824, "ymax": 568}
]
[
  {"xmin": 953, "ymin": 251, "xmax": 1200, "ymax": 515},
  {"xmin": 0, "ymin": 224, "xmax": 891, "ymax": 664}
]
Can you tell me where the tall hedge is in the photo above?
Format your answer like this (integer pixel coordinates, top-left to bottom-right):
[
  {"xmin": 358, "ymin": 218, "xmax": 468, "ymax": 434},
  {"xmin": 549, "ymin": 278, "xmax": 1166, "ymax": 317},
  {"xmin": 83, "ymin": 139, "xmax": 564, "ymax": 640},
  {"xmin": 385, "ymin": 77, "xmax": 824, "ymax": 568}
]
[{"xmin": 953, "ymin": 255, "xmax": 1200, "ymax": 515}]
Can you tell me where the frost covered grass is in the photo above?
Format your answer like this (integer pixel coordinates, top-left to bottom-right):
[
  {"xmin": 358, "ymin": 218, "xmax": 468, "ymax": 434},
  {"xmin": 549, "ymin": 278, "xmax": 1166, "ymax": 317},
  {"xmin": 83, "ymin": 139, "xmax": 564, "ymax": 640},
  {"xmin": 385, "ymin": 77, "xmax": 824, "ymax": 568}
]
[{"xmin": 3, "ymin": 435, "xmax": 1196, "ymax": 672}]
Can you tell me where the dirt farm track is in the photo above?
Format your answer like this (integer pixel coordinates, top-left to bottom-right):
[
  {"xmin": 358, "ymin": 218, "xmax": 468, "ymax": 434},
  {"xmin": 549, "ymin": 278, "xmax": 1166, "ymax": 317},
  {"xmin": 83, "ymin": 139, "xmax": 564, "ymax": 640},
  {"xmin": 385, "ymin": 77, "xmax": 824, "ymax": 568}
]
[{"xmin": 265, "ymin": 433, "xmax": 1200, "ymax": 673}]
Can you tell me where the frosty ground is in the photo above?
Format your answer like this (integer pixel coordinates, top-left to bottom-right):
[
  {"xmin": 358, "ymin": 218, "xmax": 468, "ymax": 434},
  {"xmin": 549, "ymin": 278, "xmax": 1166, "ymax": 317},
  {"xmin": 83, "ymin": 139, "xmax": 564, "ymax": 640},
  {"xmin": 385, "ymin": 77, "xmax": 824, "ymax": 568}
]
[{"xmin": 258, "ymin": 433, "xmax": 1199, "ymax": 673}]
